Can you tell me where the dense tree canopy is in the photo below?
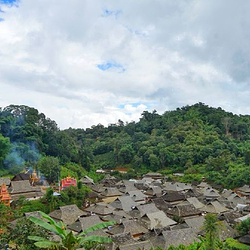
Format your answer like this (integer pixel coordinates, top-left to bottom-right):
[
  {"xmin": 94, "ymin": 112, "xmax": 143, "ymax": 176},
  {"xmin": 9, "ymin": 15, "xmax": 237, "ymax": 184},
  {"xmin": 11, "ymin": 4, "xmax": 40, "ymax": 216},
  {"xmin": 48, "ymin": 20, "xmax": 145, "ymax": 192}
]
[{"xmin": 2, "ymin": 103, "xmax": 250, "ymax": 188}]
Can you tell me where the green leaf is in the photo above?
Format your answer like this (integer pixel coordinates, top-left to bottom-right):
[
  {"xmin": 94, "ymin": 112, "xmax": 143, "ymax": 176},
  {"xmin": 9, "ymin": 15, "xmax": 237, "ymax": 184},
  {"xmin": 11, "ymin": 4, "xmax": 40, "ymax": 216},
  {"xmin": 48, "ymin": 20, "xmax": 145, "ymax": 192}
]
[
  {"xmin": 28, "ymin": 236, "xmax": 48, "ymax": 242},
  {"xmin": 79, "ymin": 235, "xmax": 113, "ymax": 244},
  {"xmin": 34, "ymin": 240, "xmax": 60, "ymax": 248},
  {"xmin": 39, "ymin": 211, "xmax": 58, "ymax": 226},
  {"xmin": 39, "ymin": 211, "xmax": 66, "ymax": 239},
  {"xmin": 79, "ymin": 221, "xmax": 116, "ymax": 236},
  {"xmin": 29, "ymin": 216, "xmax": 60, "ymax": 236}
]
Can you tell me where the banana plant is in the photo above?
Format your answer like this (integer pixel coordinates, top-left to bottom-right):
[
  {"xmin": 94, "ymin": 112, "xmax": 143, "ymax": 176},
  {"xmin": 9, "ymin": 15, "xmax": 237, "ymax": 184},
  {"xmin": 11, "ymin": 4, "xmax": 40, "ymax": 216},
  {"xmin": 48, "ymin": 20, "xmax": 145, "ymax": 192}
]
[{"xmin": 28, "ymin": 211, "xmax": 116, "ymax": 250}]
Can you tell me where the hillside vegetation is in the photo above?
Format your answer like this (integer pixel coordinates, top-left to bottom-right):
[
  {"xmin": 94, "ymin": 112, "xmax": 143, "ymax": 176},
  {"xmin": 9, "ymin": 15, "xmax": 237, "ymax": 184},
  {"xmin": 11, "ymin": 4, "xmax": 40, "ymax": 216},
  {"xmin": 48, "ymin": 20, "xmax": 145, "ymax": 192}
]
[{"xmin": 1, "ymin": 103, "xmax": 250, "ymax": 188}]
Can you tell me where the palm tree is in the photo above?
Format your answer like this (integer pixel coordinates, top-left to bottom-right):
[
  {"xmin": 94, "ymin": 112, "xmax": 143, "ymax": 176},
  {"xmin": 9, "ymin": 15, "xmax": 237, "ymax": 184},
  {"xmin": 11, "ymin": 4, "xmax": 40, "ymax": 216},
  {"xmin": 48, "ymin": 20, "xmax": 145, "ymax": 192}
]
[{"xmin": 28, "ymin": 211, "xmax": 116, "ymax": 250}]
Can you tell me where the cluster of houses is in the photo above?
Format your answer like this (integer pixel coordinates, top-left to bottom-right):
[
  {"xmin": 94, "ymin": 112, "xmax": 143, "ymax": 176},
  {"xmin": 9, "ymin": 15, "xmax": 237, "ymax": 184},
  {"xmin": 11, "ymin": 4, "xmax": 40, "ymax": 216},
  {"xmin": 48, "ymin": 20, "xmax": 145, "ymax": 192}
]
[
  {"xmin": 0, "ymin": 171, "xmax": 45, "ymax": 204},
  {"xmin": 2, "ymin": 172, "xmax": 250, "ymax": 249}
]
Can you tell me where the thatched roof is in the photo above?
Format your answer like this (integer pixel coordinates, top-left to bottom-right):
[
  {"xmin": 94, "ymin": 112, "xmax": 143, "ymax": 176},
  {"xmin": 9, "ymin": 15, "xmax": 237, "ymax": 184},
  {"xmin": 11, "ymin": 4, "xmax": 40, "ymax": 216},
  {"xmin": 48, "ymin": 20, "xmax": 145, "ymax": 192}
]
[
  {"xmin": 152, "ymin": 197, "xmax": 172, "ymax": 210},
  {"xmin": 234, "ymin": 213, "xmax": 250, "ymax": 223},
  {"xmin": 9, "ymin": 180, "xmax": 43, "ymax": 200},
  {"xmin": 67, "ymin": 221, "xmax": 83, "ymax": 233},
  {"xmin": 167, "ymin": 204, "xmax": 201, "ymax": 217},
  {"xmin": 197, "ymin": 182, "xmax": 212, "ymax": 189},
  {"xmin": 137, "ymin": 203, "xmax": 160, "ymax": 217},
  {"xmin": 144, "ymin": 172, "xmax": 162, "ymax": 177},
  {"xmin": 109, "ymin": 220, "xmax": 148, "ymax": 236},
  {"xmin": 218, "ymin": 211, "xmax": 242, "ymax": 224},
  {"xmin": 10, "ymin": 180, "xmax": 38, "ymax": 193},
  {"xmin": 187, "ymin": 197, "xmax": 205, "ymax": 209},
  {"xmin": 202, "ymin": 201, "xmax": 228, "ymax": 214},
  {"xmin": 238, "ymin": 235, "xmax": 250, "ymax": 245},
  {"xmin": 118, "ymin": 180, "xmax": 138, "ymax": 193},
  {"xmin": 149, "ymin": 234, "xmax": 167, "ymax": 249},
  {"xmin": 227, "ymin": 193, "xmax": 246, "ymax": 206},
  {"xmin": 78, "ymin": 215, "xmax": 103, "ymax": 232},
  {"xmin": 118, "ymin": 240, "xmax": 153, "ymax": 250},
  {"xmin": 163, "ymin": 228, "xmax": 199, "ymax": 248},
  {"xmin": 144, "ymin": 186, "xmax": 162, "ymax": 197},
  {"xmin": 111, "ymin": 232, "xmax": 134, "ymax": 246},
  {"xmin": 184, "ymin": 188, "xmax": 202, "ymax": 198},
  {"xmin": 86, "ymin": 191, "xmax": 103, "ymax": 199},
  {"xmin": 113, "ymin": 210, "xmax": 132, "ymax": 219},
  {"xmin": 90, "ymin": 184, "xmax": 105, "ymax": 193},
  {"xmin": 203, "ymin": 188, "xmax": 220, "ymax": 198},
  {"xmin": 123, "ymin": 220, "xmax": 148, "ymax": 236},
  {"xmin": 143, "ymin": 211, "xmax": 177, "ymax": 229},
  {"xmin": 162, "ymin": 192, "xmax": 185, "ymax": 202},
  {"xmin": 101, "ymin": 214, "xmax": 124, "ymax": 224},
  {"xmin": 219, "ymin": 221, "xmax": 237, "ymax": 241},
  {"xmin": 163, "ymin": 182, "xmax": 184, "ymax": 192},
  {"xmin": 49, "ymin": 205, "xmax": 86, "ymax": 225},
  {"xmin": 185, "ymin": 216, "xmax": 205, "ymax": 233},
  {"xmin": 80, "ymin": 175, "xmax": 94, "ymax": 185},
  {"xmin": 24, "ymin": 211, "xmax": 43, "ymax": 219},
  {"xmin": 100, "ymin": 174, "xmax": 117, "ymax": 186},
  {"xmin": 108, "ymin": 225, "xmax": 125, "ymax": 235},
  {"xmin": 84, "ymin": 203, "xmax": 115, "ymax": 215},
  {"xmin": 110, "ymin": 196, "xmax": 137, "ymax": 212},
  {"xmin": 237, "ymin": 185, "xmax": 250, "ymax": 193},
  {"xmin": 0, "ymin": 177, "xmax": 11, "ymax": 186},
  {"xmin": 126, "ymin": 190, "xmax": 148, "ymax": 202},
  {"xmin": 11, "ymin": 173, "xmax": 30, "ymax": 181},
  {"xmin": 101, "ymin": 187, "xmax": 123, "ymax": 197},
  {"xmin": 221, "ymin": 189, "xmax": 234, "ymax": 198},
  {"xmin": 176, "ymin": 182, "xmax": 193, "ymax": 191}
]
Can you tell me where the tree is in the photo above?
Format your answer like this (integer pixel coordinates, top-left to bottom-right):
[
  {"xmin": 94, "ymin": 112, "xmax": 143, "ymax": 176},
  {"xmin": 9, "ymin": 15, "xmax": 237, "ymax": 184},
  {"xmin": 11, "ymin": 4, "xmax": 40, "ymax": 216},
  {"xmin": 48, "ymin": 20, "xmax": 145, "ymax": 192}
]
[
  {"xmin": 236, "ymin": 217, "xmax": 250, "ymax": 236},
  {"xmin": 0, "ymin": 133, "xmax": 10, "ymax": 168},
  {"xmin": 28, "ymin": 211, "xmax": 115, "ymax": 250},
  {"xmin": 203, "ymin": 213, "xmax": 222, "ymax": 250},
  {"xmin": 0, "ymin": 217, "xmax": 49, "ymax": 250},
  {"xmin": 244, "ymin": 150, "xmax": 250, "ymax": 166},
  {"xmin": 222, "ymin": 117, "xmax": 232, "ymax": 136},
  {"xmin": 118, "ymin": 144, "xmax": 135, "ymax": 164},
  {"xmin": 37, "ymin": 156, "xmax": 61, "ymax": 184}
]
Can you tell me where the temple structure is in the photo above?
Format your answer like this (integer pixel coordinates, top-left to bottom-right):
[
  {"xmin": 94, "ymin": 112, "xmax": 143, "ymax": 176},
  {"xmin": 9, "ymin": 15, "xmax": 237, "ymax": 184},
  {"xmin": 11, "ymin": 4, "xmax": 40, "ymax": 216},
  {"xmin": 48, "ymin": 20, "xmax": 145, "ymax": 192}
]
[
  {"xmin": 30, "ymin": 169, "xmax": 40, "ymax": 185},
  {"xmin": 60, "ymin": 176, "xmax": 77, "ymax": 191},
  {"xmin": 0, "ymin": 183, "xmax": 11, "ymax": 206}
]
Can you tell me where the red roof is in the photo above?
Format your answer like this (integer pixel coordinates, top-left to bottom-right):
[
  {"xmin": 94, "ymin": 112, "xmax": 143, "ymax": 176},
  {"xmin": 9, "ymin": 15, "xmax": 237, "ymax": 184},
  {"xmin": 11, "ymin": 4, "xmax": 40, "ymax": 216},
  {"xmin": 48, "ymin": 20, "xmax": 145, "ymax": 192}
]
[
  {"xmin": 60, "ymin": 176, "xmax": 77, "ymax": 190},
  {"xmin": 0, "ymin": 184, "xmax": 11, "ymax": 201}
]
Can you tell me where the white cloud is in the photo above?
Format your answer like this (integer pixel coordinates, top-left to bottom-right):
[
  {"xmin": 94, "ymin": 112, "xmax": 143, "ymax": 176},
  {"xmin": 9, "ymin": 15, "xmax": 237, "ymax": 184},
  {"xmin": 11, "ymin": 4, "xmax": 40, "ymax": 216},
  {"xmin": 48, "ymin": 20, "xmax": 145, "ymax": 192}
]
[{"xmin": 0, "ymin": 0, "xmax": 250, "ymax": 129}]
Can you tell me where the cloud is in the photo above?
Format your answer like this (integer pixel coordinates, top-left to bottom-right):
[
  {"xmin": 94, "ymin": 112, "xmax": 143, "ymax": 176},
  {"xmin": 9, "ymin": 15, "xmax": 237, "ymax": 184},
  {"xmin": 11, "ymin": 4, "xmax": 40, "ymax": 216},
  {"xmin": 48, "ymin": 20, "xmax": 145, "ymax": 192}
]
[{"xmin": 0, "ymin": 0, "xmax": 250, "ymax": 129}]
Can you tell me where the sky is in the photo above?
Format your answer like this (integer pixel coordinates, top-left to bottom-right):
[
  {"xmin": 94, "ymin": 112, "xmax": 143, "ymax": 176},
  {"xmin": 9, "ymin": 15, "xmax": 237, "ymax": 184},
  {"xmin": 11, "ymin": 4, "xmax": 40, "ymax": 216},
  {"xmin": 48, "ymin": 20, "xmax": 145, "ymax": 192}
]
[{"xmin": 0, "ymin": 0, "xmax": 250, "ymax": 129}]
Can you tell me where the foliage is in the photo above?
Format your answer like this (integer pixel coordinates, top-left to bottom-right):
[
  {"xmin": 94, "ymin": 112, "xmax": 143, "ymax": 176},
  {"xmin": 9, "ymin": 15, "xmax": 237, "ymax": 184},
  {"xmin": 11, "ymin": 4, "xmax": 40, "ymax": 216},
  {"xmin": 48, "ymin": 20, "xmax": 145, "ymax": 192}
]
[
  {"xmin": 203, "ymin": 213, "xmax": 222, "ymax": 250},
  {"xmin": 3, "ymin": 103, "xmax": 250, "ymax": 188},
  {"xmin": 224, "ymin": 238, "xmax": 250, "ymax": 250},
  {"xmin": 0, "ymin": 217, "xmax": 49, "ymax": 250},
  {"xmin": 20, "ymin": 199, "xmax": 50, "ymax": 214},
  {"xmin": 236, "ymin": 217, "xmax": 250, "ymax": 236},
  {"xmin": 28, "ymin": 211, "xmax": 115, "ymax": 250},
  {"xmin": 0, "ymin": 204, "xmax": 15, "ymax": 230},
  {"xmin": 37, "ymin": 156, "xmax": 61, "ymax": 184},
  {"xmin": 0, "ymin": 133, "xmax": 10, "ymax": 163}
]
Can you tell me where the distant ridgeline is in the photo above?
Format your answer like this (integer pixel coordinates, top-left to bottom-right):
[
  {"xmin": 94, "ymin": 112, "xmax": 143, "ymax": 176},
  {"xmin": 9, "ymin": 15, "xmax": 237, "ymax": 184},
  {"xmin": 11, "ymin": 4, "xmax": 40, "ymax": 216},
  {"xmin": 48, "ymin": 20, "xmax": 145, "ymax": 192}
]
[{"xmin": 1, "ymin": 103, "xmax": 250, "ymax": 189}]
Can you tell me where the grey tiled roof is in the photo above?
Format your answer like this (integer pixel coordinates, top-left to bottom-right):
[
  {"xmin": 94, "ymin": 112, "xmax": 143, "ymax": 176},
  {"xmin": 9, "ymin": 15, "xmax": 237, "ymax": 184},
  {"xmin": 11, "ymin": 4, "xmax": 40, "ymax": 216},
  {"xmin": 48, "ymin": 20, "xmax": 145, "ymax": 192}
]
[
  {"xmin": 143, "ymin": 211, "xmax": 177, "ymax": 229},
  {"xmin": 163, "ymin": 228, "xmax": 199, "ymax": 248}
]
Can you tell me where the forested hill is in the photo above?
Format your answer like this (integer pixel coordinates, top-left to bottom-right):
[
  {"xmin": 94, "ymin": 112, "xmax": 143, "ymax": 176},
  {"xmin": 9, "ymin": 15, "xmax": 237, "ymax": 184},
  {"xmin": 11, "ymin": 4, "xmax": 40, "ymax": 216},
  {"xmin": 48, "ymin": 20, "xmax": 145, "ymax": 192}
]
[{"xmin": 1, "ymin": 103, "xmax": 250, "ymax": 188}]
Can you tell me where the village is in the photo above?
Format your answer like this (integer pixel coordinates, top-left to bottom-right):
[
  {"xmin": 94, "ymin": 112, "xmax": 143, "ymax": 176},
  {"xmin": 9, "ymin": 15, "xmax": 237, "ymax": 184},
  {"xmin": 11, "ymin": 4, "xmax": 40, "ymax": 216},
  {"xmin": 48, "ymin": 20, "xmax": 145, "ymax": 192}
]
[{"xmin": 1, "ymin": 170, "xmax": 250, "ymax": 249}]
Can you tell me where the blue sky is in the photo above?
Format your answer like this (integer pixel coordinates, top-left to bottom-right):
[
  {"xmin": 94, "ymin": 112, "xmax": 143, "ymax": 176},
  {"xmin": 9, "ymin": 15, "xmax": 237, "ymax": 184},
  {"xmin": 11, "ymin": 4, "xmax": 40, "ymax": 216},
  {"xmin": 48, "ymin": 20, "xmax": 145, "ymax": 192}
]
[
  {"xmin": 0, "ymin": 0, "xmax": 250, "ymax": 129},
  {"xmin": 97, "ymin": 61, "xmax": 125, "ymax": 73},
  {"xmin": 0, "ymin": 0, "xmax": 18, "ymax": 4},
  {"xmin": 102, "ymin": 9, "xmax": 121, "ymax": 18}
]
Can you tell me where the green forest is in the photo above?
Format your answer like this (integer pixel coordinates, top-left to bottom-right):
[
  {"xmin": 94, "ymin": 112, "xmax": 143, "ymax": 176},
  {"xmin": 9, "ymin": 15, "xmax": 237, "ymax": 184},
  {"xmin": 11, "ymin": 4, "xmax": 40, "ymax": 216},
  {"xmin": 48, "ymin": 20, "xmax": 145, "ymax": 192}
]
[{"xmin": 1, "ymin": 102, "xmax": 250, "ymax": 188}]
